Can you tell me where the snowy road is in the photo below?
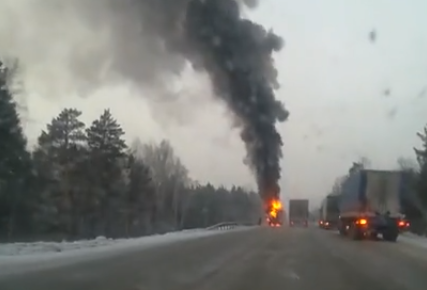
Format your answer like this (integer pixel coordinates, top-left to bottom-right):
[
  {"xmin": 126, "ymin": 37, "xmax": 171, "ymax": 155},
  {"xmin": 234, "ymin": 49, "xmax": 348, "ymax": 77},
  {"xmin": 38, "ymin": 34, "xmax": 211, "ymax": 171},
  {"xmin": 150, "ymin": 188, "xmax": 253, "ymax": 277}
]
[{"xmin": 1, "ymin": 227, "xmax": 427, "ymax": 290}]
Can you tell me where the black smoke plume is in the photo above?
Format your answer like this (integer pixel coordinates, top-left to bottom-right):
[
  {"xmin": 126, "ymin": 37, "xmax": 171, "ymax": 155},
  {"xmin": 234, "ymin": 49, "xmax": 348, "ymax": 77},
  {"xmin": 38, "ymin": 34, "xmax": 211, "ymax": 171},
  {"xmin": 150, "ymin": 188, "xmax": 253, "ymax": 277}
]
[{"xmin": 181, "ymin": 0, "xmax": 289, "ymax": 201}]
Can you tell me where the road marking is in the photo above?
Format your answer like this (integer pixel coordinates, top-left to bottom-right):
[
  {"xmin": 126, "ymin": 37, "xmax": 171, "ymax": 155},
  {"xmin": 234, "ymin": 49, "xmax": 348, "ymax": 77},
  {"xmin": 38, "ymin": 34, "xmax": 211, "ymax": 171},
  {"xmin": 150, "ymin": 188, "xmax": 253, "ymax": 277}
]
[
  {"xmin": 280, "ymin": 257, "xmax": 301, "ymax": 281},
  {"xmin": 282, "ymin": 269, "xmax": 300, "ymax": 280}
]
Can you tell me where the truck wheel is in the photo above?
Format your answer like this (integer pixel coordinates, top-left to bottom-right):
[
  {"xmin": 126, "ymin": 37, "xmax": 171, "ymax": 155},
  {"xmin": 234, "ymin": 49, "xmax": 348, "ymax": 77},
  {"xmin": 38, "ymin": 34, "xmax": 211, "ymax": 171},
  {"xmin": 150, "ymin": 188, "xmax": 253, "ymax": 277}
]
[
  {"xmin": 383, "ymin": 231, "xmax": 398, "ymax": 242},
  {"xmin": 338, "ymin": 225, "xmax": 347, "ymax": 236},
  {"xmin": 369, "ymin": 232, "xmax": 378, "ymax": 240}
]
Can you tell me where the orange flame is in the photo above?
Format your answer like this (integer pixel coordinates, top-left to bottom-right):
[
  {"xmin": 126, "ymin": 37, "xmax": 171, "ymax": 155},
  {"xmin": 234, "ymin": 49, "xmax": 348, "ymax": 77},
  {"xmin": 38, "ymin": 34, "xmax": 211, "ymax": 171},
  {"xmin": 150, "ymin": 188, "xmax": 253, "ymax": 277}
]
[
  {"xmin": 268, "ymin": 199, "xmax": 282, "ymax": 219},
  {"xmin": 271, "ymin": 199, "xmax": 282, "ymax": 210}
]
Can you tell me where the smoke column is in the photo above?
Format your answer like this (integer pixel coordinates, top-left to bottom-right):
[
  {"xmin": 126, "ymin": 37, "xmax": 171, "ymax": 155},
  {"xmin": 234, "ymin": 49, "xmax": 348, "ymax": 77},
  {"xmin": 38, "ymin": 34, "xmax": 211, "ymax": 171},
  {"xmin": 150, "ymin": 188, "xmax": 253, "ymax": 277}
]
[
  {"xmin": 0, "ymin": 0, "xmax": 289, "ymax": 202},
  {"xmin": 181, "ymin": 0, "xmax": 289, "ymax": 201}
]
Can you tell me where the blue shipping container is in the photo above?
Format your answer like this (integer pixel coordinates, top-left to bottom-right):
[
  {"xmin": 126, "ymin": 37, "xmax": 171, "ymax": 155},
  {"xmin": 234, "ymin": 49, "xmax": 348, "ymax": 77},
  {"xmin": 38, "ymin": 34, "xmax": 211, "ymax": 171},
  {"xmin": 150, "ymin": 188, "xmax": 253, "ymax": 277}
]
[{"xmin": 338, "ymin": 170, "xmax": 406, "ymax": 218}]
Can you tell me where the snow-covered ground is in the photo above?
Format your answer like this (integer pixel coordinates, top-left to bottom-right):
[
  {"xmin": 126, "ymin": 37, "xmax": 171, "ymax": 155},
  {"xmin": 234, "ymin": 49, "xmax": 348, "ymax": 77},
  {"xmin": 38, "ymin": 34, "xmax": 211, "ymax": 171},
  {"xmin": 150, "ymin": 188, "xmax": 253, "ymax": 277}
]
[
  {"xmin": 0, "ymin": 227, "xmax": 249, "ymax": 276},
  {"xmin": 400, "ymin": 232, "xmax": 427, "ymax": 249},
  {"xmin": 0, "ymin": 229, "xmax": 200, "ymax": 256}
]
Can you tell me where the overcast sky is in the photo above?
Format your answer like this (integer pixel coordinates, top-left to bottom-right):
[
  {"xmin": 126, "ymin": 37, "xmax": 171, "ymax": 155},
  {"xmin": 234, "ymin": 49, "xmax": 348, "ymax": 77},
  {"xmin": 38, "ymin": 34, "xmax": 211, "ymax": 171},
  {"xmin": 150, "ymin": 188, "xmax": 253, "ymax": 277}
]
[{"xmin": 1, "ymin": 0, "xmax": 426, "ymax": 209}]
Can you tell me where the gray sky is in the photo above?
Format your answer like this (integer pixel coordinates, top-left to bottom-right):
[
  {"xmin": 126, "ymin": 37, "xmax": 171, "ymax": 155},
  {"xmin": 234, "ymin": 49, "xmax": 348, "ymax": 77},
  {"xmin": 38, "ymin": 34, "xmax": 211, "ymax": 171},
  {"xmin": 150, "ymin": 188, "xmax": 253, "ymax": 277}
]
[{"xmin": 1, "ymin": 0, "xmax": 426, "ymax": 209}]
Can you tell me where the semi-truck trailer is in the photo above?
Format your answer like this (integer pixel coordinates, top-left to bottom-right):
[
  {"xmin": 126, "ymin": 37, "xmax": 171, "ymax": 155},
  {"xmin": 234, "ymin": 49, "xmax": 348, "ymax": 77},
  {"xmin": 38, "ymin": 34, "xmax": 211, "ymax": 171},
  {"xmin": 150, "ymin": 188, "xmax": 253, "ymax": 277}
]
[
  {"xmin": 265, "ymin": 199, "xmax": 284, "ymax": 227},
  {"xmin": 289, "ymin": 199, "xmax": 309, "ymax": 227},
  {"xmin": 338, "ymin": 169, "xmax": 408, "ymax": 242},
  {"xmin": 319, "ymin": 194, "xmax": 340, "ymax": 229},
  {"xmin": 267, "ymin": 209, "xmax": 284, "ymax": 227}
]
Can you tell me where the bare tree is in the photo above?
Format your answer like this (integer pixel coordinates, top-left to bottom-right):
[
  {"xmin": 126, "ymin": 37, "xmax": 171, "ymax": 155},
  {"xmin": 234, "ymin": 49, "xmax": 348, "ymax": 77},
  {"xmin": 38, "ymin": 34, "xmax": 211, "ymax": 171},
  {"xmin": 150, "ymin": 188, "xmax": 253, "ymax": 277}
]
[
  {"xmin": 331, "ymin": 175, "xmax": 346, "ymax": 195},
  {"xmin": 130, "ymin": 138, "xmax": 145, "ymax": 158},
  {"xmin": 358, "ymin": 156, "xmax": 372, "ymax": 168},
  {"xmin": 141, "ymin": 139, "xmax": 190, "ymax": 230},
  {"xmin": 415, "ymin": 127, "xmax": 427, "ymax": 168},
  {"xmin": 397, "ymin": 157, "xmax": 419, "ymax": 172}
]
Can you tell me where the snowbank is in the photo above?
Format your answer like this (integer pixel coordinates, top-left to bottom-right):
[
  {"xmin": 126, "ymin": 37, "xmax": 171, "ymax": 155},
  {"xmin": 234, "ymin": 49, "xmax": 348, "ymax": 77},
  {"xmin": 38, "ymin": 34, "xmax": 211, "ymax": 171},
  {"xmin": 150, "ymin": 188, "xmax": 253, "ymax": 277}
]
[
  {"xmin": 0, "ymin": 227, "xmax": 249, "ymax": 276},
  {"xmin": 0, "ymin": 229, "xmax": 202, "ymax": 256},
  {"xmin": 400, "ymin": 232, "xmax": 427, "ymax": 249}
]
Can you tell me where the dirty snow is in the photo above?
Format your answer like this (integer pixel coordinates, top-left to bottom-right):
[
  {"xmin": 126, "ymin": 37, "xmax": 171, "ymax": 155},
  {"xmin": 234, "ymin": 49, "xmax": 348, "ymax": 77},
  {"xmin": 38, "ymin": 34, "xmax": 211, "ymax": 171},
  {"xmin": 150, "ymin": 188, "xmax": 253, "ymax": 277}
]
[
  {"xmin": 0, "ymin": 230, "xmax": 198, "ymax": 256},
  {"xmin": 400, "ymin": 232, "xmax": 427, "ymax": 249},
  {"xmin": 0, "ymin": 227, "xmax": 247, "ymax": 276}
]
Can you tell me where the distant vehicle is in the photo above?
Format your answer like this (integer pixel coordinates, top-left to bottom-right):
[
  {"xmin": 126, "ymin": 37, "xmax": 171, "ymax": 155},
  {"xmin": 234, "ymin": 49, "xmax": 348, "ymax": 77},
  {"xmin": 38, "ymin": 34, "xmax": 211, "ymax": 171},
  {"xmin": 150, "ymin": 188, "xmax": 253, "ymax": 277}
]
[
  {"xmin": 319, "ymin": 194, "xmax": 340, "ymax": 229},
  {"xmin": 268, "ymin": 209, "xmax": 284, "ymax": 227},
  {"xmin": 338, "ymin": 169, "xmax": 408, "ymax": 242},
  {"xmin": 289, "ymin": 199, "xmax": 309, "ymax": 227},
  {"xmin": 397, "ymin": 215, "xmax": 410, "ymax": 233}
]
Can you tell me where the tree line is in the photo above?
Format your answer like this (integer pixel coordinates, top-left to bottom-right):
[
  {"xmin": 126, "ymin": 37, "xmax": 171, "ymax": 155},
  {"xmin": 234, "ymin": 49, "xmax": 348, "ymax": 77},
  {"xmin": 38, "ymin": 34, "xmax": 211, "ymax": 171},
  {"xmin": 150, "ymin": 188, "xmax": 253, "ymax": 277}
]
[
  {"xmin": 327, "ymin": 133, "xmax": 427, "ymax": 235},
  {"xmin": 0, "ymin": 63, "xmax": 262, "ymax": 242}
]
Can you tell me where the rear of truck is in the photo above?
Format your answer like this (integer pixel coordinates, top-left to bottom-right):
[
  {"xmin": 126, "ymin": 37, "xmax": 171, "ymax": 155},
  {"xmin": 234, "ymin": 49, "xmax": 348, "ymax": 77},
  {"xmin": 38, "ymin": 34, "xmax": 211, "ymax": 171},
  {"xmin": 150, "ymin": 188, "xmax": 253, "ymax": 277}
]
[
  {"xmin": 338, "ymin": 170, "xmax": 407, "ymax": 241},
  {"xmin": 318, "ymin": 206, "xmax": 324, "ymax": 228},
  {"xmin": 267, "ymin": 209, "xmax": 284, "ymax": 227},
  {"xmin": 265, "ymin": 199, "xmax": 284, "ymax": 227},
  {"xmin": 289, "ymin": 199, "xmax": 309, "ymax": 227},
  {"xmin": 319, "ymin": 195, "xmax": 340, "ymax": 229}
]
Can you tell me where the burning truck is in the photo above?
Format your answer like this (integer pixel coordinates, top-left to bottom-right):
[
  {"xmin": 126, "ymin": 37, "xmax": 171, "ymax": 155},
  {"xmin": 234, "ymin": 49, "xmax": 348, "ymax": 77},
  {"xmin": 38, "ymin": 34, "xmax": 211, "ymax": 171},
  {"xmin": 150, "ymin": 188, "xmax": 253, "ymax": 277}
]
[{"xmin": 265, "ymin": 199, "xmax": 284, "ymax": 227}]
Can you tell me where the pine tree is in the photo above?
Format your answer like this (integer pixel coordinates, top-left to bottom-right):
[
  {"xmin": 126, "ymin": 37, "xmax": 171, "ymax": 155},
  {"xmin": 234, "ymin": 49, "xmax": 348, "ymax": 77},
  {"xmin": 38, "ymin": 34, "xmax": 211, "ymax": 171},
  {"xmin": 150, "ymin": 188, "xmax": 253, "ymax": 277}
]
[
  {"xmin": 33, "ymin": 108, "xmax": 87, "ymax": 237},
  {"xmin": 86, "ymin": 109, "xmax": 127, "ymax": 236},
  {"xmin": 125, "ymin": 154, "xmax": 155, "ymax": 236},
  {"xmin": 87, "ymin": 109, "xmax": 126, "ymax": 161},
  {"xmin": 0, "ymin": 62, "xmax": 32, "ymax": 239}
]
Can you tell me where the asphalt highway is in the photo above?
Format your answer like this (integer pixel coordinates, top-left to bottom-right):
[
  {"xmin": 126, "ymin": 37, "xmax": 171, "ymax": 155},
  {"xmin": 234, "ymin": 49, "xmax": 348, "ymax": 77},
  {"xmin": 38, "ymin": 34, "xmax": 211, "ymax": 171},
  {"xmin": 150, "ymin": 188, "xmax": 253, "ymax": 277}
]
[{"xmin": 1, "ymin": 226, "xmax": 427, "ymax": 290}]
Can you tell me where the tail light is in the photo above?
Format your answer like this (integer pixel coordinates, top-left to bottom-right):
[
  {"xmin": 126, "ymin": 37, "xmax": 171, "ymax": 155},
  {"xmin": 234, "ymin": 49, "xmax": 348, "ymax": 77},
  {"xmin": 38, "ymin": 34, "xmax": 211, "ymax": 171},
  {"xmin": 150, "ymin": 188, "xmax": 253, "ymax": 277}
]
[
  {"xmin": 356, "ymin": 218, "xmax": 368, "ymax": 225},
  {"xmin": 398, "ymin": 220, "xmax": 409, "ymax": 227}
]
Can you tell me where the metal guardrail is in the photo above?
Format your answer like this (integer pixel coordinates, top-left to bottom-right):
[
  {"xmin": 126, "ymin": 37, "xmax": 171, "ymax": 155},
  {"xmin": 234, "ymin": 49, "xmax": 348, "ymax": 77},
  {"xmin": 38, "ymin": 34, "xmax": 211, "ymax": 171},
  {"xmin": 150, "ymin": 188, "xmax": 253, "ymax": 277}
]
[
  {"xmin": 205, "ymin": 222, "xmax": 241, "ymax": 231},
  {"xmin": 205, "ymin": 219, "xmax": 260, "ymax": 230}
]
